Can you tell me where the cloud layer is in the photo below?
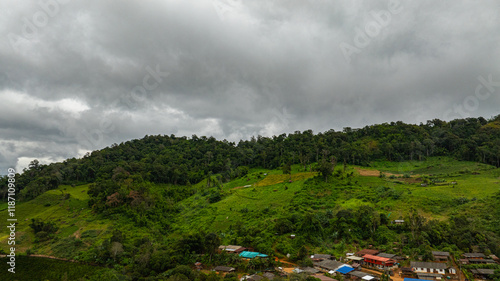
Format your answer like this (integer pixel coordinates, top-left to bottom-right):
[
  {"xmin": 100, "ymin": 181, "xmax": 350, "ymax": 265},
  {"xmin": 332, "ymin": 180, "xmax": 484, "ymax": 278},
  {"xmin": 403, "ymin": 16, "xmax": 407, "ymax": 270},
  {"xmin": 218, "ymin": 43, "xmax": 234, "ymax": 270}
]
[{"xmin": 1, "ymin": 0, "xmax": 499, "ymax": 173}]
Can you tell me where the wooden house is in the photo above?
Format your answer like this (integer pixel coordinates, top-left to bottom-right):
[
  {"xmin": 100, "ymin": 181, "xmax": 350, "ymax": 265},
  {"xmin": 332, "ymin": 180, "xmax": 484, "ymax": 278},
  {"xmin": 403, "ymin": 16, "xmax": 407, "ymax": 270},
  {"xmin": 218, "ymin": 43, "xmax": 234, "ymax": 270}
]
[
  {"xmin": 431, "ymin": 251, "xmax": 450, "ymax": 261},
  {"xmin": 355, "ymin": 249, "xmax": 380, "ymax": 257},
  {"xmin": 213, "ymin": 266, "xmax": 235, "ymax": 272}
]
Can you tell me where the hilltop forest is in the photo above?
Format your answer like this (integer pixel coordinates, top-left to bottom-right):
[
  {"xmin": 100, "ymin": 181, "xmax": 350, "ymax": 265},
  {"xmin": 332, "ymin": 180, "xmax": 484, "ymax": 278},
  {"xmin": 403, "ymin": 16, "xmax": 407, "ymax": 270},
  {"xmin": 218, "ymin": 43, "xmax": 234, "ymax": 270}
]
[{"xmin": 1, "ymin": 115, "xmax": 500, "ymax": 280}]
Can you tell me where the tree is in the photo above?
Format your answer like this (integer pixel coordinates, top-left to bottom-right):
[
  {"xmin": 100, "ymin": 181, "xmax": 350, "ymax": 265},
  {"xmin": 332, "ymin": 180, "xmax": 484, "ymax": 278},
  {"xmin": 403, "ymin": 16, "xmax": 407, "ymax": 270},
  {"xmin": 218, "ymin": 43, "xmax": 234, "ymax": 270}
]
[
  {"xmin": 110, "ymin": 241, "xmax": 123, "ymax": 261},
  {"xmin": 204, "ymin": 233, "xmax": 220, "ymax": 262},
  {"xmin": 282, "ymin": 162, "xmax": 292, "ymax": 180},
  {"xmin": 316, "ymin": 156, "xmax": 336, "ymax": 182},
  {"xmin": 297, "ymin": 245, "xmax": 308, "ymax": 261}
]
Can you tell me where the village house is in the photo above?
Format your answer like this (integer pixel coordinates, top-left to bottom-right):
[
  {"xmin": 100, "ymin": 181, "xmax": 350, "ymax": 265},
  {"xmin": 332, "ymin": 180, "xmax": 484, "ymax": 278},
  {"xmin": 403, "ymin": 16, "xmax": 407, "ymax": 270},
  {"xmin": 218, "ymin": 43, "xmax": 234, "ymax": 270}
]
[
  {"xmin": 311, "ymin": 254, "xmax": 333, "ymax": 262},
  {"xmin": 293, "ymin": 267, "xmax": 320, "ymax": 274},
  {"xmin": 241, "ymin": 273, "xmax": 276, "ymax": 281},
  {"xmin": 363, "ymin": 254, "xmax": 396, "ymax": 270},
  {"xmin": 346, "ymin": 255, "xmax": 365, "ymax": 266},
  {"xmin": 431, "ymin": 251, "xmax": 450, "ymax": 261},
  {"xmin": 468, "ymin": 258, "xmax": 496, "ymax": 264},
  {"xmin": 262, "ymin": 272, "xmax": 275, "ymax": 280},
  {"xmin": 241, "ymin": 274, "xmax": 264, "ymax": 281},
  {"xmin": 462, "ymin": 252, "xmax": 486, "ymax": 259},
  {"xmin": 449, "ymin": 267, "xmax": 457, "ymax": 275},
  {"xmin": 214, "ymin": 266, "xmax": 236, "ymax": 273},
  {"xmin": 416, "ymin": 272, "xmax": 444, "ymax": 280},
  {"xmin": 490, "ymin": 254, "xmax": 499, "ymax": 262},
  {"xmin": 335, "ymin": 265, "xmax": 355, "ymax": 275},
  {"xmin": 239, "ymin": 251, "xmax": 268, "ymax": 259},
  {"xmin": 314, "ymin": 260, "xmax": 346, "ymax": 273},
  {"xmin": 458, "ymin": 258, "xmax": 469, "ymax": 265},
  {"xmin": 377, "ymin": 253, "xmax": 397, "ymax": 259},
  {"xmin": 218, "ymin": 245, "xmax": 246, "ymax": 254},
  {"xmin": 470, "ymin": 268, "xmax": 495, "ymax": 279},
  {"xmin": 347, "ymin": 270, "xmax": 379, "ymax": 281},
  {"xmin": 410, "ymin": 261, "xmax": 448, "ymax": 274},
  {"xmin": 392, "ymin": 219, "xmax": 405, "ymax": 225},
  {"xmin": 355, "ymin": 249, "xmax": 380, "ymax": 257},
  {"xmin": 400, "ymin": 267, "xmax": 414, "ymax": 278},
  {"xmin": 313, "ymin": 274, "xmax": 338, "ymax": 281},
  {"xmin": 461, "ymin": 252, "xmax": 497, "ymax": 264}
]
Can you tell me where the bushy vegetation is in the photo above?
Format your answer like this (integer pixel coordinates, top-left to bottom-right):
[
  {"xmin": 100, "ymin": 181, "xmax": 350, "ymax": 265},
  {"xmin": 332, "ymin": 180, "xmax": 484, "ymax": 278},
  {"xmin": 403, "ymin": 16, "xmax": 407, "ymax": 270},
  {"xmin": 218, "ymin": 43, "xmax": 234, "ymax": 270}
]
[{"xmin": 0, "ymin": 256, "xmax": 102, "ymax": 280}]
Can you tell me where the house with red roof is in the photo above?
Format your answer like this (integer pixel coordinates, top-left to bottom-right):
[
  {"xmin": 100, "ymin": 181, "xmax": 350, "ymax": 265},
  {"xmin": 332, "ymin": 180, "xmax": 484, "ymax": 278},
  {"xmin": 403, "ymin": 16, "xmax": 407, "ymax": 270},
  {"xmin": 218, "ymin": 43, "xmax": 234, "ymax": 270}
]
[{"xmin": 363, "ymin": 254, "xmax": 396, "ymax": 270}]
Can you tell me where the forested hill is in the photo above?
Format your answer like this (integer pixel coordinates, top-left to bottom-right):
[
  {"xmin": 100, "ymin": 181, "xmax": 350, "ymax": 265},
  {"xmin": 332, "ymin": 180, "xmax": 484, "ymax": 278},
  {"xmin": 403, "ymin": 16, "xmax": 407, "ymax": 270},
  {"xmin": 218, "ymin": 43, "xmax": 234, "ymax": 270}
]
[{"xmin": 3, "ymin": 115, "xmax": 500, "ymax": 201}]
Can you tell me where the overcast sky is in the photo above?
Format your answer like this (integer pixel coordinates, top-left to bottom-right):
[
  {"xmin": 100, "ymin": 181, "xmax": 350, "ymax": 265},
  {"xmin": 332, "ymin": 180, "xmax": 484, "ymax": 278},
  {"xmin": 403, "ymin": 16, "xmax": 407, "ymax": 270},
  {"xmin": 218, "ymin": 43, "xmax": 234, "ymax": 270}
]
[{"xmin": 1, "ymin": 0, "xmax": 500, "ymax": 173}]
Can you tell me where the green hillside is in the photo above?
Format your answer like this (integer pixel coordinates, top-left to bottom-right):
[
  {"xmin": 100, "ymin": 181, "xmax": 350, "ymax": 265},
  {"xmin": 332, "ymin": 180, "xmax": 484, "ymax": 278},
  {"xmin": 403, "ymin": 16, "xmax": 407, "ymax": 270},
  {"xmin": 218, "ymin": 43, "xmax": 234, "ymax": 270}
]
[
  {"xmin": 1, "ymin": 116, "xmax": 500, "ymax": 280},
  {"xmin": 1, "ymin": 157, "xmax": 500, "ymax": 280}
]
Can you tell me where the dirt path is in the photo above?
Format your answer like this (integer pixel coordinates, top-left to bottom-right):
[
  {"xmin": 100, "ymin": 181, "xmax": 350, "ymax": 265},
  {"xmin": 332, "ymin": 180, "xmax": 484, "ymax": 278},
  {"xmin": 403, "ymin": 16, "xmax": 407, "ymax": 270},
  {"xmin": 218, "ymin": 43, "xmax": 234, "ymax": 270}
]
[
  {"xmin": 354, "ymin": 167, "xmax": 421, "ymax": 184},
  {"xmin": 277, "ymin": 258, "xmax": 297, "ymax": 267},
  {"xmin": 354, "ymin": 167, "xmax": 402, "ymax": 177},
  {"xmin": 1, "ymin": 254, "xmax": 75, "ymax": 262},
  {"xmin": 231, "ymin": 185, "xmax": 252, "ymax": 190}
]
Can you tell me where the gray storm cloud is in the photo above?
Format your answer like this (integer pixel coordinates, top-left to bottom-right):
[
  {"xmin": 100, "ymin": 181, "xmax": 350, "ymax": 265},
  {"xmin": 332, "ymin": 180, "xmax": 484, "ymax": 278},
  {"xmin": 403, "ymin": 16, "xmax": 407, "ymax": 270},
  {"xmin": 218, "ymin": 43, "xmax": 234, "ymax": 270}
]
[{"xmin": 0, "ymin": 0, "xmax": 499, "ymax": 173}]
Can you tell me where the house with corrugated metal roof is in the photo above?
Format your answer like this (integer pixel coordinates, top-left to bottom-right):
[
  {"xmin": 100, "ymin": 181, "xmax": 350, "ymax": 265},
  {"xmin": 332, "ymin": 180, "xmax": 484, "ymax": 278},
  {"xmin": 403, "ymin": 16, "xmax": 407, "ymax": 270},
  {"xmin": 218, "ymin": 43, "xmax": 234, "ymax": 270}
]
[
  {"xmin": 410, "ymin": 261, "xmax": 447, "ymax": 274},
  {"xmin": 239, "ymin": 251, "xmax": 268, "ymax": 259},
  {"xmin": 363, "ymin": 254, "xmax": 396, "ymax": 270},
  {"xmin": 314, "ymin": 259, "xmax": 346, "ymax": 272},
  {"xmin": 213, "ymin": 266, "xmax": 235, "ymax": 272},
  {"xmin": 431, "ymin": 251, "xmax": 450, "ymax": 261},
  {"xmin": 218, "ymin": 245, "xmax": 246, "ymax": 254},
  {"xmin": 355, "ymin": 249, "xmax": 380, "ymax": 257}
]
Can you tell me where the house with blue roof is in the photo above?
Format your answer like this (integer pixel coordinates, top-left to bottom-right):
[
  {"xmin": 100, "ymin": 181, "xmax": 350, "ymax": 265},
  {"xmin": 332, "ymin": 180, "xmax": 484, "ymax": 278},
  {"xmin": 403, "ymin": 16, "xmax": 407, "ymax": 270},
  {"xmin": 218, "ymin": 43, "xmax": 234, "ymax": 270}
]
[{"xmin": 239, "ymin": 251, "xmax": 268, "ymax": 259}]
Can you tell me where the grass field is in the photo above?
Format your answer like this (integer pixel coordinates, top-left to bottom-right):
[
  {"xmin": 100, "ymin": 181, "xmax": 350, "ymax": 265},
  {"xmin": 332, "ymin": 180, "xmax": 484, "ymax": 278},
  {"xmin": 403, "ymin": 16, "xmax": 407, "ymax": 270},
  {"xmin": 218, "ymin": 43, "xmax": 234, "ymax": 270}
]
[
  {"xmin": 0, "ymin": 184, "xmax": 111, "ymax": 255},
  {"xmin": 172, "ymin": 157, "xmax": 500, "ymax": 235}
]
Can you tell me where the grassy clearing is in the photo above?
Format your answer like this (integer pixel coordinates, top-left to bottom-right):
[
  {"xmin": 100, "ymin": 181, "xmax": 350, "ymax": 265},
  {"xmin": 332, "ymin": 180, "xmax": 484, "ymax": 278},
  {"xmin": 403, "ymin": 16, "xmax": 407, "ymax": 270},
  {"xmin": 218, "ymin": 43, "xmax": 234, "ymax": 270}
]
[
  {"xmin": 254, "ymin": 172, "xmax": 317, "ymax": 187},
  {"xmin": 368, "ymin": 157, "xmax": 495, "ymax": 175},
  {"xmin": 0, "ymin": 184, "xmax": 111, "ymax": 254},
  {"xmin": 172, "ymin": 158, "xmax": 500, "ymax": 235}
]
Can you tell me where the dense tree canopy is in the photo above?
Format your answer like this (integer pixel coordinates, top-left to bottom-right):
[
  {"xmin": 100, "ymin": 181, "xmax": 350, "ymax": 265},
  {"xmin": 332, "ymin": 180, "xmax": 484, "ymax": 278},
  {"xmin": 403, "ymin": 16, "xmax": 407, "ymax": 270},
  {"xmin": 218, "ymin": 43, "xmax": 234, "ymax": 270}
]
[{"xmin": 3, "ymin": 115, "xmax": 500, "ymax": 201}]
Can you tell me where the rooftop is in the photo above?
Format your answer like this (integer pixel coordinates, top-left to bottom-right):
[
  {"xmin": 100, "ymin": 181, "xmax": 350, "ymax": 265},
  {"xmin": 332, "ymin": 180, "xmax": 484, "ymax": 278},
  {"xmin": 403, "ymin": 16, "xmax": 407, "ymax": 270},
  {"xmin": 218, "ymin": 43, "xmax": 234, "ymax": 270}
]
[
  {"xmin": 364, "ymin": 254, "xmax": 394, "ymax": 263},
  {"xmin": 463, "ymin": 253, "xmax": 486, "ymax": 258},
  {"xmin": 410, "ymin": 261, "xmax": 447, "ymax": 270},
  {"xmin": 336, "ymin": 265, "xmax": 355, "ymax": 274},
  {"xmin": 346, "ymin": 256, "xmax": 364, "ymax": 261},
  {"xmin": 356, "ymin": 249, "xmax": 380, "ymax": 256},
  {"xmin": 262, "ymin": 272, "xmax": 275, "ymax": 280},
  {"xmin": 312, "ymin": 254, "xmax": 332, "ymax": 259},
  {"xmin": 377, "ymin": 253, "xmax": 397, "ymax": 259},
  {"xmin": 349, "ymin": 271, "xmax": 376, "ymax": 279},
  {"xmin": 471, "ymin": 268, "xmax": 495, "ymax": 275},
  {"xmin": 314, "ymin": 274, "xmax": 338, "ymax": 281},
  {"xmin": 431, "ymin": 251, "xmax": 450, "ymax": 257},
  {"xmin": 469, "ymin": 259, "xmax": 496, "ymax": 263},
  {"xmin": 218, "ymin": 245, "xmax": 244, "ymax": 252},
  {"xmin": 239, "ymin": 251, "xmax": 268, "ymax": 259},
  {"xmin": 316, "ymin": 260, "xmax": 345, "ymax": 271},
  {"xmin": 213, "ymin": 266, "xmax": 235, "ymax": 272}
]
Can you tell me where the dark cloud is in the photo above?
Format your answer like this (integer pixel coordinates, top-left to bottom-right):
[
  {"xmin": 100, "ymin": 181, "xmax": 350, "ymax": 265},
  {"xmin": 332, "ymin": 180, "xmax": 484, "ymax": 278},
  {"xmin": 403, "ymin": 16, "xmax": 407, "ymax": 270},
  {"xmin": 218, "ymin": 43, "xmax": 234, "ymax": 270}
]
[{"xmin": 1, "ymin": 0, "xmax": 499, "ymax": 173}]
